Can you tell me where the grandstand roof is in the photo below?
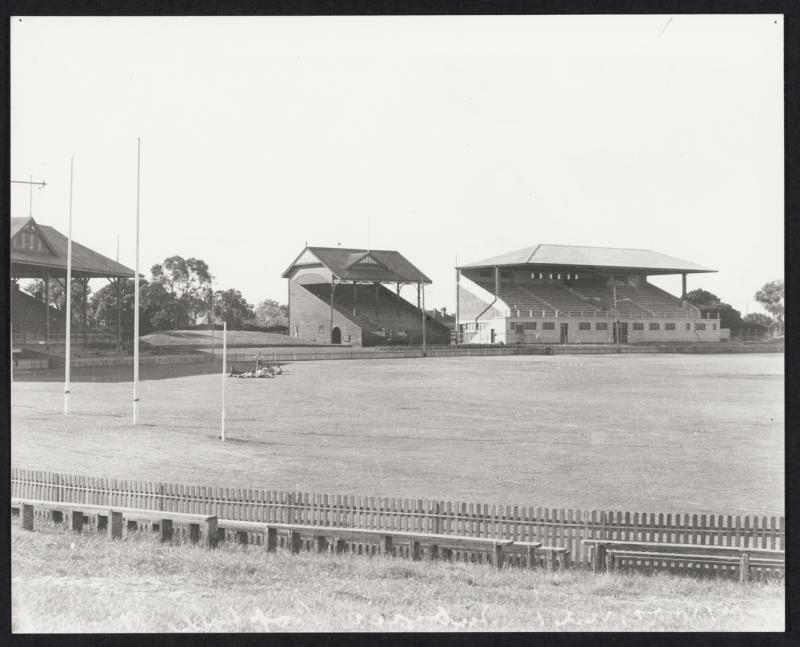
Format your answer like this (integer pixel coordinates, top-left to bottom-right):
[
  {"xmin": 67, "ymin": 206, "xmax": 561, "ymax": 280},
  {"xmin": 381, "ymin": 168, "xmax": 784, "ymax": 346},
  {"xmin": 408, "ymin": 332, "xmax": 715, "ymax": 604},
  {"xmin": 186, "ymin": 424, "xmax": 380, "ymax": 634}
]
[
  {"xmin": 10, "ymin": 216, "xmax": 136, "ymax": 279},
  {"xmin": 282, "ymin": 246, "xmax": 432, "ymax": 283},
  {"xmin": 459, "ymin": 244, "xmax": 715, "ymax": 275}
]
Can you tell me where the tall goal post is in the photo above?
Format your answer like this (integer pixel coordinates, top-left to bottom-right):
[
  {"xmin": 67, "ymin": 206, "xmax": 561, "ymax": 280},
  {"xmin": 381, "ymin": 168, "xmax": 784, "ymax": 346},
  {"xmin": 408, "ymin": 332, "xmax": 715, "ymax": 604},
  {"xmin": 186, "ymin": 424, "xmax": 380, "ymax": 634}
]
[
  {"xmin": 64, "ymin": 158, "xmax": 74, "ymax": 415},
  {"xmin": 133, "ymin": 138, "xmax": 141, "ymax": 424},
  {"xmin": 221, "ymin": 320, "xmax": 227, "ymax": 442}
]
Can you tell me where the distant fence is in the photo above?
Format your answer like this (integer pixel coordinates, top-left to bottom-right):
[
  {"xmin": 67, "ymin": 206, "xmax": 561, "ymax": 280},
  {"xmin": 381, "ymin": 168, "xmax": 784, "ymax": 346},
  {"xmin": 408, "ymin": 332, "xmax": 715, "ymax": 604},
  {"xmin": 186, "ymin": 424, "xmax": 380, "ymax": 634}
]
[{"xmin": 11, "ymin": 468, "xmax": 784, "ymax": 568}]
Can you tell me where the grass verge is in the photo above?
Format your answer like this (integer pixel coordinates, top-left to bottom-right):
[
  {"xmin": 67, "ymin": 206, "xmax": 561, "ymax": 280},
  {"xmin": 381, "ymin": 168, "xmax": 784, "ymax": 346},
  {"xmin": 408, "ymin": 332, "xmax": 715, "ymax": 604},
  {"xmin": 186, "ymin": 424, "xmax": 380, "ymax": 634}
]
[{"xmin": 12, "ymin": 522, "xmax": 784, "ymax": 632}]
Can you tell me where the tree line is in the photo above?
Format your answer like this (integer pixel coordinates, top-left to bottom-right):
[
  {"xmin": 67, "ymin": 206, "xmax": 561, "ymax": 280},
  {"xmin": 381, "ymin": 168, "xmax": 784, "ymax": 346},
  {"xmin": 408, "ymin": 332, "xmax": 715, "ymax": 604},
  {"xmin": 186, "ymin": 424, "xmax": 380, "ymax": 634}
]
[
  {"xmin": 684, "ymin": 279, "xmax": 784, "ymax": 336},
  {"xmin": 23, "ymin": 255, "xmax": 289, "ymax": 339}
]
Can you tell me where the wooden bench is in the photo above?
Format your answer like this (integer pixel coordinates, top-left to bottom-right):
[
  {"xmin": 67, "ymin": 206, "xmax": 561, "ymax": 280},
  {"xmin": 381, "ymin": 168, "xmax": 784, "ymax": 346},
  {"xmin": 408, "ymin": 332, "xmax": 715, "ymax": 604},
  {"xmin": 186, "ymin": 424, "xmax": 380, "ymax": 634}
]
[
  {"xmin": 12, "ymin": 497, "xmax": 553, "ymax": 568},
  {"xmin": 506, "ymin": 542, "xmax": 571, "ymax": 570},
  {"xmin": 219, "ymin": 520, "xmax": 527, "ymax": 568},
  {"xmin": 583, "ymin": 540, "xmax": 784, "ymax": 583},
  {"xmin": 12, "ymin": 498, "xmax": 218, "ymax": 548}
]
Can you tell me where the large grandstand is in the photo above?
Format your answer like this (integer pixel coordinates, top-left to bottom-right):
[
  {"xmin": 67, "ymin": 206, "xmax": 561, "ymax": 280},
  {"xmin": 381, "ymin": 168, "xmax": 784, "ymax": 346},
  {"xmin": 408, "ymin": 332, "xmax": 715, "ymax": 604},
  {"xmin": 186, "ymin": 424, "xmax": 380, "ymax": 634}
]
[
  {"xmin": 282, "ymin": 246, "xmax": 451, "ymax": 347},
  {"xmin": 456, "ymin": 244, "xmax": 721, "ymax": 345}
]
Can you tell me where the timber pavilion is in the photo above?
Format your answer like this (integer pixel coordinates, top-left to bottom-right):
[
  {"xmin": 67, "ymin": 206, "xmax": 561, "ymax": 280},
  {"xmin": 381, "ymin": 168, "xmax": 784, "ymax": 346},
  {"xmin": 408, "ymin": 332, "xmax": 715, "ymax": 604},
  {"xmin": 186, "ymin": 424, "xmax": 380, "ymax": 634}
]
[
  {"xmin": 10, "ymin": 216, "xmax": 136, "ymax": 351},
  {"xmin": 282, "ymin": 246, "xmax": 451, "ymax": 347}
]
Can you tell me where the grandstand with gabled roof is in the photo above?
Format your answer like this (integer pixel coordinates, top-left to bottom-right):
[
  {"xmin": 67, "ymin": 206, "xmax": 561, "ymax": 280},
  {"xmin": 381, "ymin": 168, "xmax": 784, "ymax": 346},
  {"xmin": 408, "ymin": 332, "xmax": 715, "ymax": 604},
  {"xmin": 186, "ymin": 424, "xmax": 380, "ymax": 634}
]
[
  {"xmin": 456, "ymin": 244, "xmax": 721, "ymax": 345},
  {"xmin": 282, "ymin": 246, "xmax": 451, "ymax": 347},
  {"xmin": 10, "ymin": 216, "xmax": 135, "ymax": 350}
]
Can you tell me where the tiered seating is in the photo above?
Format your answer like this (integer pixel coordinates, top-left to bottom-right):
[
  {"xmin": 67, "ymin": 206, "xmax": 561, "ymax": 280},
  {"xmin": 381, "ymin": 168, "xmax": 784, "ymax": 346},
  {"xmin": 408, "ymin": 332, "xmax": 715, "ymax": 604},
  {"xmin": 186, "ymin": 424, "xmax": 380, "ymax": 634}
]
[
  {"xmin": 301, "ymin": 282, "xmax": 450, "ymax": 344},
  {"xmin": 11, "ymin": 287, "xmax": 63, "ymax": 337},
  {"xmin": 497, "ymin": 286, "xmax": 553, "ymax": 315},
  {"xmin": 518, "ymin": 283, "xmax": 601, "ymax": 315},
  {"xmin": 617, "ymin": 283, "xmax": 686, "ymax": 317}
]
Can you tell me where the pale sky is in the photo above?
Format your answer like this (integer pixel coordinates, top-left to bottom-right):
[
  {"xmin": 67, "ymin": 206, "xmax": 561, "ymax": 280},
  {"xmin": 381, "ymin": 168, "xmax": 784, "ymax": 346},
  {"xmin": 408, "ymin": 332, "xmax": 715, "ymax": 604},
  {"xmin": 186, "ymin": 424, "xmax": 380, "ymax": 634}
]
[{"xmin": 11, "ymin": 15, "xmax": 783, "ymax": 316}]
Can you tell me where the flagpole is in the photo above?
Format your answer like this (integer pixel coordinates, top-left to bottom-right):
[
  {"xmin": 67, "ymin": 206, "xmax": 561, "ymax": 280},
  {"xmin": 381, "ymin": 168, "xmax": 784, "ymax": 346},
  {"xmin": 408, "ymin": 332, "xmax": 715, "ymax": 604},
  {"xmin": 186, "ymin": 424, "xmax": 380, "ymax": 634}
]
[
  {"xmin": 133, "ymin": 138, "xmax": 141, "ymax": 424},
  {"xmin": 64, "ymin": 158, "xmax": 73, "ymax": 415},
  {"xmin": 221, "ymin": 320, "xmax": 226, "ymax": 441}
]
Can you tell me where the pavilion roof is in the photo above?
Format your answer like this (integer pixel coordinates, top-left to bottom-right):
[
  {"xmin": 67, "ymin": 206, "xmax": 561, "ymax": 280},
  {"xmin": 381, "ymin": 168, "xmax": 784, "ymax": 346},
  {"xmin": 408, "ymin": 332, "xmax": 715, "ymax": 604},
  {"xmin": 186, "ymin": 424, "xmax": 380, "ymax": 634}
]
[
  {"xmin": 10, "ymin": 216, "xmax": 136, "ymax": 279},
  {"xmin": 282, "ymin": 246, "xmax": 432, "ymax": 283},
  {"xmin": 459, "ymin": 243, "xmax": 715, "ymax": 275}
]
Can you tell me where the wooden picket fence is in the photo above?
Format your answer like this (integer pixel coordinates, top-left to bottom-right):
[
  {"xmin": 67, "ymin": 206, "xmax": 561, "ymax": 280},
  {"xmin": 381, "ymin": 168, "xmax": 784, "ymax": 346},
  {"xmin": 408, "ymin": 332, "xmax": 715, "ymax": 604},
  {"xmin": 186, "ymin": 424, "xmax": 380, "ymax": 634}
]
[{"xmin": 11, "ymin": 468, "xmax": 784, "ymax": 569}]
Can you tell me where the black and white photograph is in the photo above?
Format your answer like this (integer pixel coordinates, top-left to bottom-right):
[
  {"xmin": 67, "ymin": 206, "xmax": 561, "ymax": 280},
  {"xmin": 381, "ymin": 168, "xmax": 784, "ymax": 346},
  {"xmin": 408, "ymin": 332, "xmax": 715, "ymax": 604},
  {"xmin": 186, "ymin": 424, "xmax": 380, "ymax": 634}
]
[{"xmin": 9, "ymin": 13, "xmax": 785, "ymax": 633}]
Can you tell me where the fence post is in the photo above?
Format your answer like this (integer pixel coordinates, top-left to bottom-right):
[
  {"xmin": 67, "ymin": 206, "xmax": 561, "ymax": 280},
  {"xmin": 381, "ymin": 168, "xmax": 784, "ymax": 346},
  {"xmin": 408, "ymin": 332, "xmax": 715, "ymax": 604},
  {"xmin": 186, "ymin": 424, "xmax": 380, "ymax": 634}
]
[
  {"xmin": 109, "ymin": 511, "xmax": 123, "ymax": 540},
  {"xmin": 740, "ymin": 552, "xmax": 750, "ymax": 584},
  {"xmin": 266, "ymin": 527, "xmax": 278, "ymax": 552},
  {"xmin": 160, "ymin": 519, "xmax": 174, "ymax": 543},
  {"xmin": 71, "ymin": 510, "xmax": 84, "ymax": 532},
  {"xmin": 289, "ymin": 530, "xmax": 302, "ymax": 554},
  {"xmin": 22, "ymin": 504, "xmax": 34, "ymax": 531},
  {"xmin": 526, "ymin": 544, "xmax": 536, "ymax": 569},
  {"xmin": 380, "ymin": 535, "xmax": 393, "ymax": 556},
  {"xmin": 494, "ymin": 543, "xmax": 504, "ymax": 569},
  {"xmin": 205, "ymin": 516, "xmax": 218, "ymax": 549}
]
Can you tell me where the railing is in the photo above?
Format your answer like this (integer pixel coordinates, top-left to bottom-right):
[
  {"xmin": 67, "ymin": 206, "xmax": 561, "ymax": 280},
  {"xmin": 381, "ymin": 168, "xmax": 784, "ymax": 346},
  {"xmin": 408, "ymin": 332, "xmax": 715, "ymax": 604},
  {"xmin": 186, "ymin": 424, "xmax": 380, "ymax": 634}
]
[
  {"xmin": 12, "ymin": 332, "xmax": 117, "ymax": 346},
  {"xmin": 10, "ymin": 468, "xmax": 784, "ymax": 572},
  {"xmin": 505, "ymin": 310, "xmax": 717, "ymax": 320}
]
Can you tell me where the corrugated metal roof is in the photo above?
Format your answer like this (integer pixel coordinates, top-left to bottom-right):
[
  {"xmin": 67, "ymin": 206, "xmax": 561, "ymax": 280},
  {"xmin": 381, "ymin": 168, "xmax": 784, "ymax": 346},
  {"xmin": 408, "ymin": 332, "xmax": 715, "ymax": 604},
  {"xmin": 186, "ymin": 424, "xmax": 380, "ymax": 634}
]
[
  {"xmin": 460, "ymin": 243, "xmax": 714, "ymax": 274},
  {"xmin": 10, "ymin": 217, "xmax": 136, "ymax": 278},
  {"xmin": 282, "ymin": 246, "xmax": 432, "ymax": 283}
]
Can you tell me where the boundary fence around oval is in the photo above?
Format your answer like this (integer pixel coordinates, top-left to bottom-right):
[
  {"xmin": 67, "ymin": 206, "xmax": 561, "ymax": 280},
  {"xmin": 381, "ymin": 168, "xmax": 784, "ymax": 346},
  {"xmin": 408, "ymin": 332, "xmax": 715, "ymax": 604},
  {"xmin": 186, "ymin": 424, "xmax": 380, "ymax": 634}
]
[{"xmin": 11, "ymin": 468, "xmax": 784, "ymax": 568}]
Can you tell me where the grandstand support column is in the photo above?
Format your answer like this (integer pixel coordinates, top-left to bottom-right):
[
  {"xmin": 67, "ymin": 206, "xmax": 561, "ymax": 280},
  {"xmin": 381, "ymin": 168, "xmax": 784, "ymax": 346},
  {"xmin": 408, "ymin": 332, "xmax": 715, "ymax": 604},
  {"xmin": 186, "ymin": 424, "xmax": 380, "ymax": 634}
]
[
  {"xmin": 81, "ymin": 277, "xmax": 88, "ymax": 346},
  {"xmin": 43, "ymin": 270, "xmax": 50, "ymax": 347},
  {"xmin": 115, "ymin": 277, "xmax": 121, "ymax": 353},
  {"xmin": 420, "ymin": 280, "xmax": 426, "ymax": 356},
  {"xmin": 455, "ymin": 266, "xmax": 460, "ymax": 347},
  {"xmin": 329, "ymin": 280, "xmax": 336, "ymax": 344},
  {"xmin": 681, "ymin": 273, "xmax": 687, "ymax": 300}
]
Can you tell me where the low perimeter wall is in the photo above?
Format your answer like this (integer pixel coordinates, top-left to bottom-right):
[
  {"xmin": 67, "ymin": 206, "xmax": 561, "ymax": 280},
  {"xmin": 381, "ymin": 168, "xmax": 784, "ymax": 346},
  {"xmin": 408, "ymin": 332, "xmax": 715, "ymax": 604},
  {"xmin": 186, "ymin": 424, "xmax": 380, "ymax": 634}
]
[{"xmin": 10, "ymin": 467, "xmax": 784, "ymax": 572}]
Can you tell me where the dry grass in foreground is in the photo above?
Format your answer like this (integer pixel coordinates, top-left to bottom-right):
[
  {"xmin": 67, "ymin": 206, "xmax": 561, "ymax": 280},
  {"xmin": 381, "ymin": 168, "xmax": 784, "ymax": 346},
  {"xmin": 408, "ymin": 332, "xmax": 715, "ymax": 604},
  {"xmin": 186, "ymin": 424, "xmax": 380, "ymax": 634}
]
[{"xmin": 12, "ymin": 522, "xmax": 784, "ymax": 633}]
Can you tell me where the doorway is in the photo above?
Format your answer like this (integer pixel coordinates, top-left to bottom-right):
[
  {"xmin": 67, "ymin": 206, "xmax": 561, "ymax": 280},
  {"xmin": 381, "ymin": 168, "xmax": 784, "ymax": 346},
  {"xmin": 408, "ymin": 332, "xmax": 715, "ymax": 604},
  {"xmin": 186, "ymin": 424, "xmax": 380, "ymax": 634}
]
[
  {"xmin": 560, "ymin": 323, "xmax": 568, "ymax": 344},
  {"xmin": 331, "ymin": 327, "xmax": 341, "ymax": 344},
  {"xmin": 613, "ymin": 322, "xmax": 628, "ymax": 344}
]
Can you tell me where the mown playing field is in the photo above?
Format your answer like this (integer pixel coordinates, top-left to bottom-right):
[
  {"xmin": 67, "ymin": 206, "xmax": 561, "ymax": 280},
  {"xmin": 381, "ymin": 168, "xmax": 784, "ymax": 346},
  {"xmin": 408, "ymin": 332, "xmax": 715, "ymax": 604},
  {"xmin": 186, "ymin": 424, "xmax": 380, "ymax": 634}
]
[{"xmin": 11, "ymin": 353, "xmax": 784, "ymax": 516}]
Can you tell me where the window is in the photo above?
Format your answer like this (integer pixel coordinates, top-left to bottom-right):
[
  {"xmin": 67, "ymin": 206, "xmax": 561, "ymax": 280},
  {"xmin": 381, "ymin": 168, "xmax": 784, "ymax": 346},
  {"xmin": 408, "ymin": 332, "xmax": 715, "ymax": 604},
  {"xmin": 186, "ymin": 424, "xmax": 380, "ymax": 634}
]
[
  {"xmin": 557, "ymin": 273, "xmax": 561, "ymax": 280},
  {"xmin": 575, "ymin": 273, "xmax": 579, "ymax": 280},
  {"xmin": 632, "ymin": 322, "xmax": 644, "ymax": 331},
  {"xmin": 500, "ymin": 271, "xmax": 511, "ymax": 279},
  {"xmin": 543, "ymin": 322, "xmax": 555, "ymax": 330},
  {"xmin": 649, "ymin": 323, "xmax": 660, "ymax": 331},
  {"xmin": 686, "ymin": 323, "xmax": 691, "ymax": 330},
  {"xmin": 479, "ymin": 270, "xmax": 492, "ymax": 278},
  {"xmin": 514, "ymin": 324, "xmax": 523, "ymax": 333},
  {"xmin": 539, "ymin": 273, "xmax": 543, "ymax": 280},
  {"xmin": 696, "ymin": 323, "xmax": 706, "ymax": 331},
  {"xmin": 549, "ymin": 273, "xmax": 553, "ymax": 280},
  {"xmin": 578, "ymin": 322, "xmax": 591, "ymax": 330},
  {"xmin": 665, "ymin": 323, "xmax": 676, "ymax": 331},
  {"xmin": 523, "ymin": 322, "xmax": 537, "ymax": 330},
  {"xmin": 596, "ymin": 322, "xmax": 608, "ymax": 331}
]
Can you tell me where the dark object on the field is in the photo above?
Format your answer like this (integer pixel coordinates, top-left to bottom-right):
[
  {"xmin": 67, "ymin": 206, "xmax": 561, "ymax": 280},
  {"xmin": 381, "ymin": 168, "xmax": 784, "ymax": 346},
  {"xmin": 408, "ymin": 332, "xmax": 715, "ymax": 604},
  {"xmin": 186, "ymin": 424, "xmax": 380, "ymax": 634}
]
[{"xmin": 229, "ymin": 365, "xmax": 282, "ymax": 379}]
